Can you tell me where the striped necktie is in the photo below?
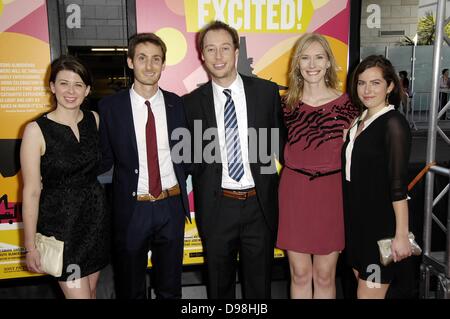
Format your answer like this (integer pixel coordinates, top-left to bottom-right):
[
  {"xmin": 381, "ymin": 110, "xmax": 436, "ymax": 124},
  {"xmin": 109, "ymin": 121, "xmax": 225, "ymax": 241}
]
[{"xmin": 223, "ymin": 89, "xmax": 244, "ymax": 182}]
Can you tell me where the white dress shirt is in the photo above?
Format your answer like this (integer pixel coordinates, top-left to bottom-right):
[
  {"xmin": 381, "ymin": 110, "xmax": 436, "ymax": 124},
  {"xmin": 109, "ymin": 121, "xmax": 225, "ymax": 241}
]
[
  {"xmin": 129, "ymin": 86, "xmax": 178, "ymax": 195},
  {"xmin": 345, "ymin": 105, "xmax": 395, "ymax": 181},
  {"xmin": 212, "ymin": 75, "xmax": 255, "ymax": 190}
]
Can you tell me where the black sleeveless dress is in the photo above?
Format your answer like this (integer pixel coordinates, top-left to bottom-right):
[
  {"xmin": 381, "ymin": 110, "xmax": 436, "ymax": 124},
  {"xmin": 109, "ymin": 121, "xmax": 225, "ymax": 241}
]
[{"xmin": 36, "ymin": 110, "xmax": 110, "ymax": 281}]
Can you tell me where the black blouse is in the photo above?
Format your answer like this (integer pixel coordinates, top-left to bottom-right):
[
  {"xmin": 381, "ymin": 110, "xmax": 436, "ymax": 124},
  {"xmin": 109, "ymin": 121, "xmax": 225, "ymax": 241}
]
[
  {"xmin": 344, "ymin": 109, "xmax": 411, "ymax": 202},
  {"xmin": 385, "ymin": 112, "xmax": 411, "ymax": 201}
]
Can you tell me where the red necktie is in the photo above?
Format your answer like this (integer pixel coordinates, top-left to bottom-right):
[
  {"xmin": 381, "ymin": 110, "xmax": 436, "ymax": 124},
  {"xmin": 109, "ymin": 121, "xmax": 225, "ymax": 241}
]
[{"xmin": 145, "ymin": 100, "xmax": 162, "ymax": 197}]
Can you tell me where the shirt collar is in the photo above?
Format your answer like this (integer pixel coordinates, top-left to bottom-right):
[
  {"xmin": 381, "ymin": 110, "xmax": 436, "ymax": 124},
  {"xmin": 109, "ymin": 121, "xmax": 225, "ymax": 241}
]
[
  {"xmin": 130, "ymin": 84, "xmax": 161, "ymax": 106},
  {"xmin": 212, "ymin": 74, "xmax": 244, "ymax": 96},
  {"xmin": 359, "ymin": 104, "xmax": 395, "ymax": 127}
]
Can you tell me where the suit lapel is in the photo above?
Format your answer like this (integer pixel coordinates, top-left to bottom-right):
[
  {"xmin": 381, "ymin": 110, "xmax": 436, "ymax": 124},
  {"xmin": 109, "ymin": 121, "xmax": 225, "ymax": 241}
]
[
  {"xmin": 200, "ymin": 82, "xmax": 222, "ymax": 166},
  {"xmin": 121, "ymin": 90, "xmax": 138, "ymax": 156},
  {"xmin": 242, "ymin": 75, "xmax": 257, "ymax": 129},
  {"xmin": 161, "ymin": 89, "xmax": 174, "ymax": 148},
  {"xmin": 200, "ymin": 82, "xmax": 219, "ymax": 130}
]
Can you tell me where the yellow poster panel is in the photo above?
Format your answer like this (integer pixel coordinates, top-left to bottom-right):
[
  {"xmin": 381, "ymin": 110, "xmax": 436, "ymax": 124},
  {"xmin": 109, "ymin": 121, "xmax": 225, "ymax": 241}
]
[
  {"xmin": 184, "ymin": 0, "xmax": 314, "ymax": 33},
  {"xmin": 0, "ymin": 226, "xmax": 40, "ymax": 279},
  {"xmin": 0, "ymin": 32, "xmax": 52, "ymax": 140},
  {"xmin": 0, "ymin": 30, "xmax": 51, "ymax": 279}
]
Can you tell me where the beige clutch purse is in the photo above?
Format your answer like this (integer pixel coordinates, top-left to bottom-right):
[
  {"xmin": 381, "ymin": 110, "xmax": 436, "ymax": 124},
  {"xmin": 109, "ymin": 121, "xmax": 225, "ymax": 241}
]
[
  {"xmin": 377, "ymin": 232, "xmax": 422, "ymax": 266},
  {"xmin": 35, "ymin": 233, "xmax": 64, "ymax": 277}
]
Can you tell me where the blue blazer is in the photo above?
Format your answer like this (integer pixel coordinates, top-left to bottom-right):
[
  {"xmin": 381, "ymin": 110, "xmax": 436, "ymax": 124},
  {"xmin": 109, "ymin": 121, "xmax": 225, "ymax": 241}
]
[{"xmin": 98, "ymin": 89, "xmax": 190, "ymax": 233}]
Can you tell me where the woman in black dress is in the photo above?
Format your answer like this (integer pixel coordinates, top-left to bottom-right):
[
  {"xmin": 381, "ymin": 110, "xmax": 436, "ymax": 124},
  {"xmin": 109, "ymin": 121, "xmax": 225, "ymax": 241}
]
[
  {"xmin": 21, "ymin": 56, "xmax": 109, "ymax": 298},
  {"xmin": 343, "ymin": 55, "xmax": 412, "ymax": 298}
]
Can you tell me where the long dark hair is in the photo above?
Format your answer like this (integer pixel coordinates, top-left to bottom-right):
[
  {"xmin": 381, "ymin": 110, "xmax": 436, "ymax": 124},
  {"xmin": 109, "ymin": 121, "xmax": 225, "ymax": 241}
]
[{"xmin": 350, "ymin": 55, "xmax": 401, "ymax": 112}]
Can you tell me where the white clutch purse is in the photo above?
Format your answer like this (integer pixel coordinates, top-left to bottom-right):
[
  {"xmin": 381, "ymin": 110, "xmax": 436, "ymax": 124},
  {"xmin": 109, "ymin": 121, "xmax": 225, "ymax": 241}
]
[
  {"xmin": 377, "ymin": 232, "xmax": 422, "ymax": 266},
  {"xmin": 35, "ymin": 233, "xmax": 64, "ymax": 277}
]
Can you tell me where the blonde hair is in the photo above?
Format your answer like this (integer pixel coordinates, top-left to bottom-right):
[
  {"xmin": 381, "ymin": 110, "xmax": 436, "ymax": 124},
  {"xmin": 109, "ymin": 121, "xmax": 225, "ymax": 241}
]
[{"xmin": 285, "ymin": 33, "xmax": 339, "ymax": 110}]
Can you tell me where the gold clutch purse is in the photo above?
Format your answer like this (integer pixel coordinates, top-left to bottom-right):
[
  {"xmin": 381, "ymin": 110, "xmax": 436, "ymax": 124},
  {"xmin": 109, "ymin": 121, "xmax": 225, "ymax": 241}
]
[
  {"xmin": 35, "ymin": 233, "xmax": 64, "ymax": 277},
  {"xmin": 377, "ymin": 232, "xmax": 422, "ymax": 266}
]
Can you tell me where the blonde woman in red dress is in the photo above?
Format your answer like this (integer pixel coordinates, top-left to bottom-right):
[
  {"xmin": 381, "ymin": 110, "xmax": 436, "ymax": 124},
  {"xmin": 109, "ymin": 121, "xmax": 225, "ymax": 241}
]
[{"xmin": 277, "ymin": 33, "xmax": 358, "ymax": 299}]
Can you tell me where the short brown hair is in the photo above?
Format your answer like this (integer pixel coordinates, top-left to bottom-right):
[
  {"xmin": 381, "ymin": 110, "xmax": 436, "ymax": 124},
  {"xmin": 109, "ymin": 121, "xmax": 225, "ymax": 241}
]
[
  {"xmin": 197, "ymin": 20, "xmax": 240, "ymax": 52},
  {"xmin": 128, "ymin": 33, "xmax": 167, "ymax": 63},
  {"xmin": 49, "ymin": 55, "xmax": 92, "ymax": 87}
]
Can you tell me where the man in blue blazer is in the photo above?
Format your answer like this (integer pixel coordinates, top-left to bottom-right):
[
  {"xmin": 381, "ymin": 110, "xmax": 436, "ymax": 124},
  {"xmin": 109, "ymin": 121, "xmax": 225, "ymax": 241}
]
[{"xmin": 98, "ymin": 33, "xmax": 190, "ymax": 299}]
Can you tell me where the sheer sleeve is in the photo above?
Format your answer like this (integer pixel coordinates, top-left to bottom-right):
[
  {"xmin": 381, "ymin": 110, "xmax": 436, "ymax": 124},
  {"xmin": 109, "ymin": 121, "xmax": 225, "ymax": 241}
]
[{"xmin": 385, "ymin": 113, "xmax": 412, "ymax": 201}]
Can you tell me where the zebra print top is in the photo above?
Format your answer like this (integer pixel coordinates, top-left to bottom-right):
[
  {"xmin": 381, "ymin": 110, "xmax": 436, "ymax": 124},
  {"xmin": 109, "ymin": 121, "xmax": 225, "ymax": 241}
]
[{"xmin": 282, "ymin": 94, "xmax": 359, "ymax": 172}]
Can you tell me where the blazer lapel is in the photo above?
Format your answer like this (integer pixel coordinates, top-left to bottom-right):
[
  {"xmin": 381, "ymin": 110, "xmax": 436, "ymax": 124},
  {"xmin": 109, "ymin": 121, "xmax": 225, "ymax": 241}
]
[
  {"xmin": 121, "ymin": 90, "xmax": 138, "ymax": 156},
  {"xmin": 161, "ymin": 89, "xmax": 175, "ymax": 148},
  {"xmin": 241, "ymin": 74, "xmax": 257, "ymax": 129},
  {"xmin": 200, "ymin": 82, "xmax": 222, "ymax": 165},
  {"xmin": 200, "ymin": 82, "xmax": 219, "ymax": 130}
]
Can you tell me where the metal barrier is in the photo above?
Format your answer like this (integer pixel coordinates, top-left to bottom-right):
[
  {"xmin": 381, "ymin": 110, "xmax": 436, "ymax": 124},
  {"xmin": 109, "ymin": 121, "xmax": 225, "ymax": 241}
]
[
  {"xmin": 420, "ymin": 165, "xmax": 450, "ymax": 299},
  {"xmin": 406, "ymin": 91, "xmax": 450, "ymax": 130},
  {"xmin": 419, "ymin": 0, "xmax": 450, "ymax": 299}
]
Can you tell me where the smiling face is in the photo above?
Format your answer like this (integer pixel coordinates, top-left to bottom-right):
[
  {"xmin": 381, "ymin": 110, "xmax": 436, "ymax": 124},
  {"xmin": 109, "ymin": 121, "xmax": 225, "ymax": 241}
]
[
  {"xmin": 50, "ymin": 70, "xmax": 90, "ymax": 110},
  {"xmin": 298, "ymin": 41, "xmax": 331, "ymax": 85},
  {"xmin": 127, "ymin": 42, "xmax": 165, "ymax": 91},
  {"xmin": 201, "ymin": 29, "xmax": 238, "ymax": 87},
  {"xmin": 357, "ymin": 66, "xmax": 394, "ymax": 112}
]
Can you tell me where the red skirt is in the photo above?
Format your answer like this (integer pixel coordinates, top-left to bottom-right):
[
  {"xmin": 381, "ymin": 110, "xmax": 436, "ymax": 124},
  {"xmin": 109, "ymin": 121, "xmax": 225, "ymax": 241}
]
[{"xmin": 276, "ymin": 167, "xmax": 345, "ymax": 255}]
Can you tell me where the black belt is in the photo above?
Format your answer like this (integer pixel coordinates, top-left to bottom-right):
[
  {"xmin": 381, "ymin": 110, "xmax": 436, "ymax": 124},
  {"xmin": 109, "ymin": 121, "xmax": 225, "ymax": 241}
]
[{"xmin": 286, "ymin": 166, "xmax": 341, "ymax": 181}]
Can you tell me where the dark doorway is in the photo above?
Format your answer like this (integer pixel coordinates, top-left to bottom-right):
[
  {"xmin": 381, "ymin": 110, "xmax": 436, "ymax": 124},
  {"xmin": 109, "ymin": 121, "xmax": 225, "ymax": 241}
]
[{"xmin": 68, "ymin": 47, "xmax": 131, "ymax": 111}]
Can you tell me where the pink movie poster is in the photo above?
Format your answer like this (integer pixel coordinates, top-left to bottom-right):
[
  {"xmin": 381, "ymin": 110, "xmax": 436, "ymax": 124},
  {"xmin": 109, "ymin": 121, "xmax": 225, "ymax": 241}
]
[
  {"xmin": 136, "ymin": 0, "xmax": 350, "ymax": 96},
  {"xmin": 136, "ymin": 0, "xmax": 351, "ymax": 265}
]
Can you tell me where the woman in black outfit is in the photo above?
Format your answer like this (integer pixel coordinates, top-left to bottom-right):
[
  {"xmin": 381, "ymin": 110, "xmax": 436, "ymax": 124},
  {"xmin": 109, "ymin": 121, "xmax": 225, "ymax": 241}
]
[
  {"xmin": 343, "ymin": 55, "xmax": 412, "ymax": 299},
  {"xmin": 21, "ymin": 56, "xmax": 110, "ymax": 298}
]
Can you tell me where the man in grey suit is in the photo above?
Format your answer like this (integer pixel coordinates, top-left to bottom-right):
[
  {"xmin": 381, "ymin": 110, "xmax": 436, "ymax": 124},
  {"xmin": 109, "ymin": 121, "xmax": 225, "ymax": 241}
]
[{"xmin": 183, "ymin": 20, "xmax": 286, "ymax": 299}]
